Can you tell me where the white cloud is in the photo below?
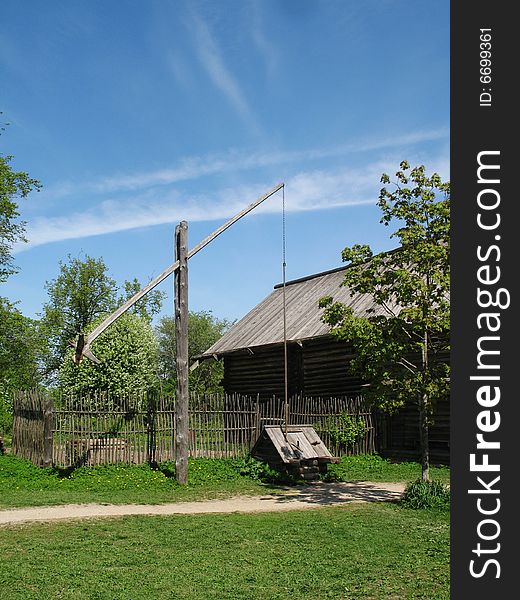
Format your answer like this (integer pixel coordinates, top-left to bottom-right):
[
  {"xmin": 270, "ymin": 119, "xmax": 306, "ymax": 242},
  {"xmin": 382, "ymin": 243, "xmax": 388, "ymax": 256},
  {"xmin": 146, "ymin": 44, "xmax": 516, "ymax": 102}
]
[
  {"xmin": 249, "ymin": 0, "xmax": 278, "ymax": 79},
  {"xmin": 17, "ymin": 163, "xmax": 388, "ymax": 252},
  {"xmin": 44, "ymin": 127, "xmax": 448, "ymax": 198},
  {"xmin": 18, "ymin": 132, "xmax": 449, "ymax": 253},
  {"xmin": 189, "ymin": 13, "xmax": 257, "ymax": 131},
  {"xmin": 167, "ymin": 53, "xmax": 193, "ymax": 91}
]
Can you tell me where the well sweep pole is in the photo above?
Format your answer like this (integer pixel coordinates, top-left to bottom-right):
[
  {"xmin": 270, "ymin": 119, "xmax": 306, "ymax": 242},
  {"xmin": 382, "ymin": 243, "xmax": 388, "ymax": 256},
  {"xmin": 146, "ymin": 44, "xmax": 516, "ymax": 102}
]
[{"xmin": 174, "ymin": 221, "xmax": 189, "ymax": 485}]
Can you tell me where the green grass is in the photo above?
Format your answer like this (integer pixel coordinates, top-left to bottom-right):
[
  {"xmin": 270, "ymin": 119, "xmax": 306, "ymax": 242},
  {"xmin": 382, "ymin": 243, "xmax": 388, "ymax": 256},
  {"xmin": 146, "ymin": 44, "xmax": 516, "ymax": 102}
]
[
  {"xmin": 0, "ymin": 453, "xmax": 450, "ymax": 509},
  {"xmin": 0, "ymin": 504, "xmax": 449, "ymax": 599},
  {"xmin": 0, "ymin": 455, "xmax": 280, "ymax": 509},
  {"xmin": 326, "ymin": 454, "xmax": 450, "ymax": 484}
]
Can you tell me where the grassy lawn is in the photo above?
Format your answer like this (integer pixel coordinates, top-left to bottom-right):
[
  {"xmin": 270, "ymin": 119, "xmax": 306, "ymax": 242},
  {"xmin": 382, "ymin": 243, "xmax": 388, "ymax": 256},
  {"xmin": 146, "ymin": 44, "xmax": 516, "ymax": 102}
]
[
  {"xmin": 0, "ymin": 503, "xmax": 449, "ymax": 600},
  {"xmin": 0, "ymin": 453, "xmax": 449, "ymax": 509},
  {"xmin": 0, "ymin": 455, "xmax": 278, "ymax": 509},
  {"xmin": 327, "ymin": 454, "xmax": 450, "ymax": 484}
]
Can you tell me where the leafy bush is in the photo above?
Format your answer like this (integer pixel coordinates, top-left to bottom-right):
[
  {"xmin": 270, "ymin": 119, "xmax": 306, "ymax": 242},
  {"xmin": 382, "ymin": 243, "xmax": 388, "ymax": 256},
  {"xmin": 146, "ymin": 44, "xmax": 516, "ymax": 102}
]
[
  {"xmin": 232, "ymin": 455, "xmax": 303, "ymax": 485},
  {"xmin": 0, "ymin": 391, "xmax": 12, "ymax": 435},
  {"xmin": 400, "ymin": 479, "xmax": 450, "ymax": 510},
  {"xmin": 233, "ymin": 456, "xmax": 278, "ymax": 482},
  {"xmin": 321, "ymin": 413, "xmax": 367, "ymax": 449},
  {"xmin": 233, "ymin": 455, "xmax": 271, "ymax": 480}
]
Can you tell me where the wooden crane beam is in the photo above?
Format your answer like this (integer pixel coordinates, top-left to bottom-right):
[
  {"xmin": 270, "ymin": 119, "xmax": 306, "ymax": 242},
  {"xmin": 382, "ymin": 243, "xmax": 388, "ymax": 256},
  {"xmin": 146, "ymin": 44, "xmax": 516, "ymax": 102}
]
[{"xmin": 73, "ymin": 182, "xmax": 284, "ymax": 363}]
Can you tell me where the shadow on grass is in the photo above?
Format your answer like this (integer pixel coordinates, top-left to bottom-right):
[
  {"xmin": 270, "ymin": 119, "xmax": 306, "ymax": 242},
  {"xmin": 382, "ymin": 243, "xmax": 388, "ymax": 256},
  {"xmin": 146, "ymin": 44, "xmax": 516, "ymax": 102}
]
[
  {"xmin": 158, "ymin": 462, "xmax": 176, "ymax": 478},
  {"xmin": 50, "ymin": 460, "xmax": 163, "ymax": 479},
  {"xmin": 267, "ymin": 481, "xmax": 404, "ymax": 506},
  {"xmin": 51, "ymin": 465, "xmax": 77, "ymax": 479}
]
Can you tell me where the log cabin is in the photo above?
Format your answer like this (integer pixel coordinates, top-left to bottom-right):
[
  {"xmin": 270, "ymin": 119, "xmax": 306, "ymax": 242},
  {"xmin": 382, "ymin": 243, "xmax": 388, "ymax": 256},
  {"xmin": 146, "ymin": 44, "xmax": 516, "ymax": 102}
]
[{"xmin": 198, "ymin": 265, "xmax": 450, "ymax": 464}]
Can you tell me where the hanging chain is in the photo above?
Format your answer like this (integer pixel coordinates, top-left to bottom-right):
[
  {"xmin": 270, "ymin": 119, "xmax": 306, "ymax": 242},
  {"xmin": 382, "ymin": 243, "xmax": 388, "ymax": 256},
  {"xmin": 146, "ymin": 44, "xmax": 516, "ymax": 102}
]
[
  {"xmin": 282, "ymin": 184, "xmax": 289, "ymax": 438},
  {"xmin": 282, "ymin": 184, "xmax": 286, "ymax": 276}
]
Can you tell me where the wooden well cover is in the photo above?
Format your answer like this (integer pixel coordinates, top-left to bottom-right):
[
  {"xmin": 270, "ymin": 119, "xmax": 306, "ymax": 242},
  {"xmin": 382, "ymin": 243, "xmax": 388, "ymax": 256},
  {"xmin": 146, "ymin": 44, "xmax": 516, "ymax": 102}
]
[{"xmin": 251, "ymin": 425, "xmax": 338, "ymax": 465}]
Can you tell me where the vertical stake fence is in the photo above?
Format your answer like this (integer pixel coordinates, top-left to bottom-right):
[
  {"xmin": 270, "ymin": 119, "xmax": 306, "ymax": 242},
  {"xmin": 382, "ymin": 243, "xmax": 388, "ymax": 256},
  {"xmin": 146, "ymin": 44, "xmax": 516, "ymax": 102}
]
[{"xmin": 11, "ymin": 391, "xmax": 377, "ymax": 467}]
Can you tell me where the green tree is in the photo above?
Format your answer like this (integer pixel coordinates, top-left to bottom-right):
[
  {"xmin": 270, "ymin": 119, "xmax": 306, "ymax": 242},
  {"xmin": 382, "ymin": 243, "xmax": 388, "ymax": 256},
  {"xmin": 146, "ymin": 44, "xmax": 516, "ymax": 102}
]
[
  {"xmin": 0, "ymin": 154, "xmax": 41, "ymax": 282},
  {"xmin": 58, "ymin": 312, "xmax": 159, "ymax": 400},
  {"xmin": 320, "ymin": 162, "xmax": 450, "ymax": 481},
  {"xmin": 156, "ymin": 311, "xmax": 232, "ymax": 396},
  {"xmin": 41, "ymin": 254, "xmax": 166, "ymax": 387},
  {"xmin": 0, "ymin": 298, "xmax": 44, "ymax": 434},
  {"xmin": 40, "ymin": 254, "xmax": 118, "ymax": 379},
  {"xmin": 1, "ymin": 141, "xmax": 42, "ymax": 445},
  {"xmin": 118, "ymin": 277, "xmax": 165, "ymax": 323}
]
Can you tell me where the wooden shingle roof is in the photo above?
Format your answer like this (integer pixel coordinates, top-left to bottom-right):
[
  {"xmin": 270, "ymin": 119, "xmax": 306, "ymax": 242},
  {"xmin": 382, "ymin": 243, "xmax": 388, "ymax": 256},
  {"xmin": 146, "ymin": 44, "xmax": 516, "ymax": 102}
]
[{"xmin": 200, "ymin": 264, "xmax": 399, "ymax": 358}]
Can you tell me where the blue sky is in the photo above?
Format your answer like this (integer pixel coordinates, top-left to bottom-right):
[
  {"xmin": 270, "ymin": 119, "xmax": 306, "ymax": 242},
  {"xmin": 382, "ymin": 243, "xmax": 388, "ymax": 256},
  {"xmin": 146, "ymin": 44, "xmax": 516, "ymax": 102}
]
[{"xmin": 1, "ymin": 0, "xmax": 449, "ymax": 324}]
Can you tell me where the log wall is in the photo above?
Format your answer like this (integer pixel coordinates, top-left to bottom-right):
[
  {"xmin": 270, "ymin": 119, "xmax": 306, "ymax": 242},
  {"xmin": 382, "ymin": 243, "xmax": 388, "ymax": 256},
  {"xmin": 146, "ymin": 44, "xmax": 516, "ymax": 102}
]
[
  {"xmin": 222, "ymin": 337, "xmax": 360, "ymax": 398},
  {"xmin": 378, "ymin": 397, "xmax": 450, "ymax": 465},
  {"xmin": 222, "ymin": 344, "xmax": 303, "ymax": 399},
  {"xmin": 301, "ymin": 337, "xmax": 362, "ymax": 396},
  {"xmin": 223, "ymin": 337, "xmax": 450, "ymax": 464}
]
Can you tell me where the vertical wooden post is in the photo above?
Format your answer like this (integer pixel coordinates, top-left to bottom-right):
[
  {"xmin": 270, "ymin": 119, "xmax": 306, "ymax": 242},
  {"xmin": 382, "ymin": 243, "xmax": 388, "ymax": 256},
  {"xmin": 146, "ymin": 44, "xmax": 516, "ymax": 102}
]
[
  {"xmin": 147, "ymin": 394, "xmax": 157, "ymax": 467},
  {"xmin": 43, "ymin": 396, "xmax": 54, "ymax": 468},
  {"xmin": 174, "ymin": 221, "xmax": 189, "ymax": 484},
  {"xmin": 254, "ymin": 394, "xmax": 261, "ymax": 447}
]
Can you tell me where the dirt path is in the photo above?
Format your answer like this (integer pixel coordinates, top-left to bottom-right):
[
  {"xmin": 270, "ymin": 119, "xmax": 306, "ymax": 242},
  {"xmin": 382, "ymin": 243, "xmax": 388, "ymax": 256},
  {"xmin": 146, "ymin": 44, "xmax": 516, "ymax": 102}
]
[{"xmin": 0, "ymin": 481, "xmax": 405, "ymax": 526}]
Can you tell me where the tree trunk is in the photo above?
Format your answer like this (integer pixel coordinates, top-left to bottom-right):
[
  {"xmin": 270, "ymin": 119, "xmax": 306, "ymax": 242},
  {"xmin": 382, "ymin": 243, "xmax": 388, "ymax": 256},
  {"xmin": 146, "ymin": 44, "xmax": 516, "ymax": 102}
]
[
  {"xmin": 419, "ymin": 393, "xmax": 430, "ymax": 481},
  {"xmin": 420, "ymin": 328, "xmax": 430, "ymax": 481}
]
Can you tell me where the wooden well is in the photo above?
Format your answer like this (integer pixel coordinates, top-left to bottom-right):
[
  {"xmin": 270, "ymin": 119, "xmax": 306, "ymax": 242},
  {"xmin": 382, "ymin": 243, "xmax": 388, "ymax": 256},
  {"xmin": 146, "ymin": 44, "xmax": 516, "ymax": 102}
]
[{"xmin": 251, "ymin": 424, "xmax": 339, "ymax": 481}]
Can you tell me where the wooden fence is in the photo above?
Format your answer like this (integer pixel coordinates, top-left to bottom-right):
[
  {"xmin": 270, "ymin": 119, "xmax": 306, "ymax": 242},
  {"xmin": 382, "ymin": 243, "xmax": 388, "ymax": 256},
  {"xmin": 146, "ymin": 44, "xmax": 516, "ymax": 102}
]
[
  {"xmin": 12, "ymin": 391, "xmax": 376, "ymax": 467},
  {"xmin": 259, "ymin": 394, "xmax": 376, "ymax": 457},
  {"xmin": 12, "ymin": 391, "xmax": 54, "ymax": 467}
]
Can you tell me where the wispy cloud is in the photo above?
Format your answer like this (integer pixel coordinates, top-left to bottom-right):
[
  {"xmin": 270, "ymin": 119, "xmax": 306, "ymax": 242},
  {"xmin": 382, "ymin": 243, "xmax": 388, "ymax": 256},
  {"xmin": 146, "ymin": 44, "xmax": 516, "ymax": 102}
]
[
  {"xmin": 17, "ymin": 162, "xmax": 393, "ymax": 253},
  {"xmin": 249, "ymin": 0, "xmax": 278, "ymax": 79},
  {"xmin": 44, "ymin": 127, "xmax": 448, "ymax": 198},
  {"xmin": 167, "ymin": 52, "xmax": 193, "ymax": 91},
  {"xmin": 19, "ymin": 130, "xmax": 449, "ymax": 253},
  {"xmin": 188, "ymin": 12, "xmax": 257, "ymax": 131}
]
